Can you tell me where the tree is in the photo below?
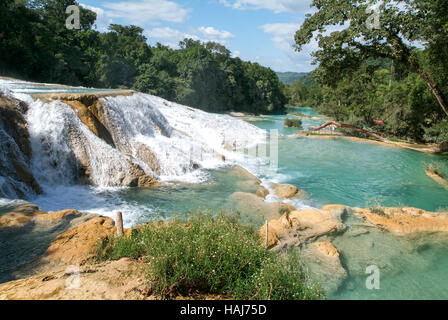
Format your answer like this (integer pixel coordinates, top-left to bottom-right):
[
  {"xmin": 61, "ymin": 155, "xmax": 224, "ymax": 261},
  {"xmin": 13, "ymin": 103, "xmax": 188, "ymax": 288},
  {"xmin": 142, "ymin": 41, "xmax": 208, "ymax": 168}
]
[{"xmin": 294, "ymin": 0, "xmax": 448, "ymax": 116}]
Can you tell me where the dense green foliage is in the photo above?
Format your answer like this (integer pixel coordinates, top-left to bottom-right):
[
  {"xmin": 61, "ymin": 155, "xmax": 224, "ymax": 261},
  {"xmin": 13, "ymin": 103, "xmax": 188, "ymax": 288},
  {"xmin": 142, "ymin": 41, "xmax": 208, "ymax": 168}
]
[
  {"xmin": 284, "ymin": 118, "xmax": 303, "ymax": 128},
  {"xmin": 288, "ymin": 0, "xmax": 448, "ymax": 143},
  {"xmin": 276, "ymin": 72, "xmax": 309, "ymax": 85},
  {"xmin": 0, "ymin": 0, "xmax": 286, "ymax": 114},
  {"xmin": 97, "ymin": 212, "xmax": 324, "ymax": 300}
]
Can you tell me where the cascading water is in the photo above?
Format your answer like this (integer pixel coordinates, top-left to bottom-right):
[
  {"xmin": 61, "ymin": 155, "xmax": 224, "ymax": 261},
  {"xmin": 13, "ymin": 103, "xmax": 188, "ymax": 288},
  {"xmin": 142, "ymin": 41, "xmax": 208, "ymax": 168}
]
[
  {"xmin": 1, "ymin": 78, "xmax": 268, "ymax": 196},
  {"xmin": 100, "ymin": 93, "xmax": 267, "ymax": 183},
  {"xmin": 0, "ymin": 118, "xmax": 35, "ymax": 198},
  {"xmin": 25, "ymin": 99, "xmax": 145, "ymax": 189}
]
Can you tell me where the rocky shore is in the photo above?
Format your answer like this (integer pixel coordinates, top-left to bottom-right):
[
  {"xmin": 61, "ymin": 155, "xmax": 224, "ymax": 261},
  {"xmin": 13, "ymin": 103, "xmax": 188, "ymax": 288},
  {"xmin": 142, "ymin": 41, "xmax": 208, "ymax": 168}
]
[{"xmin": 2, "ymin": 174, "xmax": 448, "ymax": 299}]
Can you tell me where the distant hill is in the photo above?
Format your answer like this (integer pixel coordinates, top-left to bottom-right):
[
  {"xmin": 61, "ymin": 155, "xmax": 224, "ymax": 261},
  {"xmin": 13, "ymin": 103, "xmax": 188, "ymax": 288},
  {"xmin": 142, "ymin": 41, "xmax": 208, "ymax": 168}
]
[{"xmin": 276, "ymin": 72, "xmax": 309, "ymax": 85}]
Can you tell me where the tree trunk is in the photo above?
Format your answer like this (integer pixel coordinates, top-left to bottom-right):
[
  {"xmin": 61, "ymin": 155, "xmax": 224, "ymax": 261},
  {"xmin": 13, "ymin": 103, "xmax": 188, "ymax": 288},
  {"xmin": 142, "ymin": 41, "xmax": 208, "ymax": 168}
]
[
  {"xmin": 416, "ymin": 69, "xmax": 448, "ymax": 117},
  {"xmin": 408, "ymin": 54, "xmax": 448, "ymax": 117},
  {"xmin": 386, "ymin": 33, "xmax": 448, "ymax": 117},
  {"xmin": 313, "ymin": 121, "xmax": 390, "ymax": 142}
]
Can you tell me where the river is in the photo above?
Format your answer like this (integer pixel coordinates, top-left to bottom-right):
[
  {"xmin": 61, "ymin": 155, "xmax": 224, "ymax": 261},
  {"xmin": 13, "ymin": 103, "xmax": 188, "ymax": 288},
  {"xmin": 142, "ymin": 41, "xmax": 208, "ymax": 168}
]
[{"xmin": 1, "ymin": 79, "xmax": 448, "ymax": 299}]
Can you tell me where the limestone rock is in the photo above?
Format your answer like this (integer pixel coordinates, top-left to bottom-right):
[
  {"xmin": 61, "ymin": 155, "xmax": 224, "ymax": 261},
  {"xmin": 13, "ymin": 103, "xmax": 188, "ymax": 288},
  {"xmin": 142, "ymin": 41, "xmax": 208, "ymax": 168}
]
[
  {"xmin": 301, "ymin": 242, "xmax": 347, "ymax": 296},
  {"xmin": 0, "ymin": 96, "xmax": 42, "ymax": 197},
  {"xmin": 322, "ymin": 204, "xmax": 348, "ymax": 212},
  {"xmin": 272, "ymin": 184, "xmax": 298, "ymax": 199},
  {"xmin": 0, "ymin": 259, "xmax": 150, "ymax": 300},
  {"xmin": 256, "ymin": 186, "xmax": 269, "ymax": 198},
  {"xmin": 0, "ymin": 201, "xmax": 43, "ymax": 229},
  {"xmin": 62, "ymin": 99, "xmax": 115, "ymax": 147},
  {"xmin": 228, "ymin": 192, "xmax": 284, "ymax": 222},
  {"xmin": 258, "ymin": 207, "xmax": 347, "ymax": 248},
  {"xmin": 137, "ymin": 175, "xmax": 158, "ymax": 187},
  {"xmin": 355, "ymin": 207, "xmax": 448, "ymax": 235},
  {"xmin": 314, "ymin": 241, "xmax": 340, "ymax": 257},
  {"xmin": 231, "ymin": 166, "xmax": 261, "ymax": 185},
  {"xmin": 426, "ymin": 170, "xmax": 448, "ymax": 189},
  {"xmin": 38, "ymin": 217, "xmax": 116, "ymax": 267}
]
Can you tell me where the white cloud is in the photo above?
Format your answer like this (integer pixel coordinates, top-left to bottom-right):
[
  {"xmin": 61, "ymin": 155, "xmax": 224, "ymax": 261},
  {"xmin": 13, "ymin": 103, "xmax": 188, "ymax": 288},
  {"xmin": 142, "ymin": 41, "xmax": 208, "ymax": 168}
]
[
  {"xmin": 219, "ymin": 0, "xmax": 312, "ymax": 14},
  {"xmin": 259, "ymin": 22, "xmax": 314, "ymax": 71},
  {"xmin": 145, "ymin": 27, "xmax": 199, "ymax": 47},
  {"xmin": 80, "ymin": 3, "xmax": 113, "ymax": 31},
  {"xmin": 259, "ymin": 22, "xmax": 347, "ymax": 71},
  {"xmin": 198, "ymin": 27, "xmax": 235, "ymax": 40},
  {"xmin": 146, "ymin": 26, "xmax": 235, "ymax": 48},
  {"xmin": 101, "ymin": 0, "xmax": 191, "ymax": 26}
]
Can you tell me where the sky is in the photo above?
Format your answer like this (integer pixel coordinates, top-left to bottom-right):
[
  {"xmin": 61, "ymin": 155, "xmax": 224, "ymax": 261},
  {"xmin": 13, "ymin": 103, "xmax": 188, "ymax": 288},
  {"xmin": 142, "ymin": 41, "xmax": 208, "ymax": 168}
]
[{"xmin": 79, "ymin": 0, "xmax": 319, "ymax": 72}]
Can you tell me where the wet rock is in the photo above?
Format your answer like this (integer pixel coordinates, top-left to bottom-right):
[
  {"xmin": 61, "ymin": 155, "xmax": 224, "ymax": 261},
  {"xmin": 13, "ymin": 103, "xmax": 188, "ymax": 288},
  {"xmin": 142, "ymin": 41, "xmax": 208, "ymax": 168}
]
[
  {"xmin": 355, "ymin": 207, "xmax": 448, "ymax": 235},
  {"xmin": 259, "ymin": 207, "xmax": 347, "ymax": 248},
  {"xmin": 256, "ymin": 186, "xmax": 270, "ymax": 198},
  {"xmin": 272, "ymin": 184, "xmax": 298, "ymax": 198},
  {"xmin": 38, "ymin": 217, "xmax": 116, "ymax": 267},
  {"xmin": 62, "ymin": 99, "xmax": 115, "ymax": 148},
  {"xmin": 301, "ymin": 242, "xmax": 347, "ymax": 296},
  {"xmin": 0, "ymin": 96, "xmax": 42, "ymax": 197},
  {"xmin": 228, "ymin": 192, "xmax": 295, "ymax": 223},
  {"xmin": 231, "ymin": 166, "xmax": 262, "ymax": 184}
]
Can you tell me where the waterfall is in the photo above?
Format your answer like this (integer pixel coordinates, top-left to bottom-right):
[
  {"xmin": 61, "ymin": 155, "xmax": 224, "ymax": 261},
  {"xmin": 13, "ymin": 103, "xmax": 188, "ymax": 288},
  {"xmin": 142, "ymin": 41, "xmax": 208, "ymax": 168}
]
[
  {"xmin": 99, "ymin": 93, "xmax": 266, "ymax": 182},
  {"xmin": 0, "ymin": 78, "xmax": 267, "ymax": 198},
  {"xmin": 25, "ymin": 99, "xmax": 149, "ymax": 189},
  {"xmin": 0, "ymin": 118, "xmax": 35, "ymax": 198}
]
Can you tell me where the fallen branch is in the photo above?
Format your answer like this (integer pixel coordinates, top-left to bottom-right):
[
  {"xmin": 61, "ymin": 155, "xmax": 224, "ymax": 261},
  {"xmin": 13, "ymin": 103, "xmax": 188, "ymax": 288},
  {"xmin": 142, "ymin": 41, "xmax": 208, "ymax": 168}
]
[{"xmin": 313, "ymin": 121, "xmax": 390, "ymax": 142}]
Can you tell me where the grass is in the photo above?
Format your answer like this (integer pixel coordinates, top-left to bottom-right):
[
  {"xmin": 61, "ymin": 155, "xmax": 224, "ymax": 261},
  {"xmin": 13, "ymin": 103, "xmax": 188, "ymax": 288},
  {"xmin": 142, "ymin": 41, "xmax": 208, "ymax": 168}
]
[
  {"xmin": 367, "ymin": 196, "xmax": 386, "ymax": 216},
  {"xmin": 279, "ymin": 207, "xmax": 291, "ymax": 215},
  {"xmin": 284, "ymin": 118, "xmax": 303, "ymax": 128},
  {"xmin": 97, "ymin": 211, "xmax": 324, "ymax": 300}
]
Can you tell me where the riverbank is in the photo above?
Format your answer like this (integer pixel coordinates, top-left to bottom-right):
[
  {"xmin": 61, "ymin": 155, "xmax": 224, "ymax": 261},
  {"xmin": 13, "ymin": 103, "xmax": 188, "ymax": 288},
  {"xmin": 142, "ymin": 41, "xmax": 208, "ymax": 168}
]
[
  {"xmin": 2, "ymin": 190, "xmax": 448, "ymax": 300},
  {"xmin": 293, "ymin": 132, "xmax": 448, "ymax": 155}
]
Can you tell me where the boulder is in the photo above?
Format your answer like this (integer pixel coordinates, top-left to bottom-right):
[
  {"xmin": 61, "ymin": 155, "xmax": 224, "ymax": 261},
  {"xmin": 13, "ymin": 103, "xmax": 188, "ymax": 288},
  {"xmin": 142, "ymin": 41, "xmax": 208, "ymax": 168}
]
[
  {"xmin": 39, "ymin": 217, "xmax": 116, "ymax": 267},
  {"xmin": 256, "ymin": 186, "xmax": 269, "ymax": 198},
  {"xmin": 229, "ymin": 192, "xmax": 283, "ymax": 222},
  {"xmin": 258, "ymin": 207, "xmax": 347, "ymax": 248},
  {"xmin": 228, "ymin": 192, "xmax": 296, "ymax": 224},
  {"xmin": 231, "ymin": 166, "xmax": 261, "ymax": 185},
  {"xmin": 272, "ymin": 184, "xmax": 299, "ymax": 199},
  {"xmin": 301, "ymin": 242, "xmax": 347, "ymax": 296}
]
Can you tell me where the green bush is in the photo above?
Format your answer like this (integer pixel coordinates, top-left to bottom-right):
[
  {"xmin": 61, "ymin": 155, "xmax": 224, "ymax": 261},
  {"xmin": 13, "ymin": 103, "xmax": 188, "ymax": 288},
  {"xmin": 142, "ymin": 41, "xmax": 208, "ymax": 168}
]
[
  {"xmin": 97, "ymin": 211, "xmax": 324, "ymax": 300},
  {"xmin": 284, "ymin": 118, "xmax": 303, "ymax": 128},
  {"xmin": 367, "ymin": 196, "xmax": 386, "ymax": 216}
]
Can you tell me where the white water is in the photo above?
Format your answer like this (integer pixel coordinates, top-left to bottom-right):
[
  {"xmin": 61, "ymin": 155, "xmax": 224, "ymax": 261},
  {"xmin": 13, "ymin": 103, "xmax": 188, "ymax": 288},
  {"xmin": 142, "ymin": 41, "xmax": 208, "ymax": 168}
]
[{"xmin": 0, "ymin": 79, "xmax": 275, "ymax": 225}]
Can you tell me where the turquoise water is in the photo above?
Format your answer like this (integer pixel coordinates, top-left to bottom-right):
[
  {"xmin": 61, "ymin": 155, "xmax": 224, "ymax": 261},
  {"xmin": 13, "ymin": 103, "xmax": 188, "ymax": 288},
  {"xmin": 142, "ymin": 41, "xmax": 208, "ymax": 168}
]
[
  {"xmin": 234, "ymin": 107, "xmax": 448, "ymax": 299},
  {"xmin": 114, "ymin": 107, "xmax": 448, "ymax": 299},
  {"xmin": 245, "ymin": 107, "xmax": 448, "ymax": 211},
  {"xmin": 2, "ymin": 80, "xmax": 448, "ymax": 299},
  {"xmin": 33, "ymin": 106, "xmax": 448, "ymax": 300}
]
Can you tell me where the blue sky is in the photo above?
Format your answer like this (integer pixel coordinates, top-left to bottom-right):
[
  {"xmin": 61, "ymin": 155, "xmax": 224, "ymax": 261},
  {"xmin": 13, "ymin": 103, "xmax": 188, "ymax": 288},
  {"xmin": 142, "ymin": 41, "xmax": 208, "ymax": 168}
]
[{"xmin": 80, "ymin": 0, "xmax": 318, "ymax": 72}]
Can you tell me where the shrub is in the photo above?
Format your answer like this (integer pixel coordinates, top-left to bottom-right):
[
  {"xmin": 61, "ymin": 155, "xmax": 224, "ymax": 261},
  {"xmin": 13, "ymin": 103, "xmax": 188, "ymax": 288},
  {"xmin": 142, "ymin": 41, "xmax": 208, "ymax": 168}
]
[
  {"xmin": 279, "ymin": 207, "xmax": 291, "ymax": 215},
  {"xmin": 284, "ymin": 118, "xmax": 303, "ymax": 128},
  {"xmin": 367, "ymin": 196, "xmax": 386, "ymax": 216},
  {"xmin": 97, "ymin": 211, "xmax": 324, "ymax": 300}
]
